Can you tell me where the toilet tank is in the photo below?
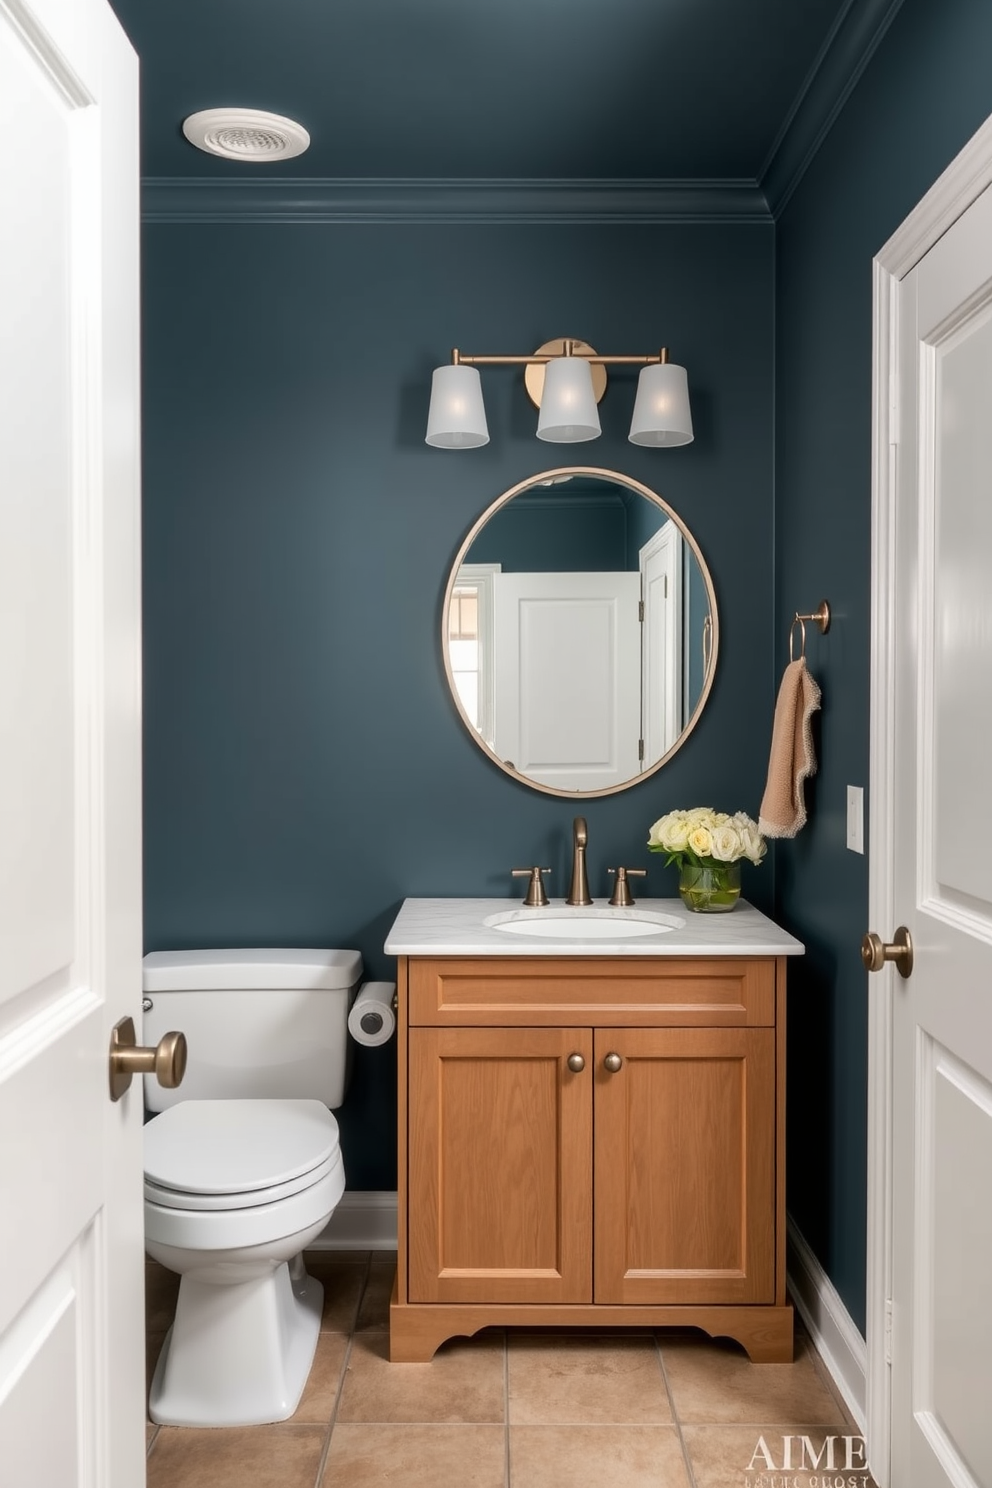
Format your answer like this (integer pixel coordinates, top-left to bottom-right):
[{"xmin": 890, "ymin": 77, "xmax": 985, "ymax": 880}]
[{"xmin": 141, "ymin": 948, "xmax": 362, "ymax": 1114}]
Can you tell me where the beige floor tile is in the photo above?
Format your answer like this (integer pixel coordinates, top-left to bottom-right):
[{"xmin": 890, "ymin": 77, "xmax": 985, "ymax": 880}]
[
  {"xmin": 146, "ymin": 1423, "xmax": 325, "ymax": 1488},
  {"xmin": 305, "ymin": 1259, "xmax": 367, "ymax": 1332},
  {"xmin": 508, "ymin": 1334, "xmax": 672, "ymax": 1425},
  {"xmin": 144, "ymin": 1261, "xmax": 180, "ymax": 1335},
  {"xmin": 356, "ymin": 1262, "xmax": 396, "ymax": 1330},
  {"xmin": 661, "ymin": 1335, "xmax": 840, "ymax": 1424},
  {"xmin": 509, "ymin": 1424, "xmax": 689, "ymax": 1488},
  {"xmin": 291, "ymin": 1331, "xmax": 350, "ymax": 1423},
  {"xmin": 337, "ymin": 1332, "xmax": 505, "ymax": 1423},
  {"xmin": 682, "ymin": 1422, "xmax": 877, "ymax": 1487},
  {"xmin": 321, "ymin": 1423, "xmax": 505, "ymax": 1487}
]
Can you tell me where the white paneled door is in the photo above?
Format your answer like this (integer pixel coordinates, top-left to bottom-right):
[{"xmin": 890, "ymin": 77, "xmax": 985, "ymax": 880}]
[
  {"xmin": 493, "ymin": 571, "xmax": 641, "ymax": 792},
  {"xmin": 0, "ymin": 1, "xmax": 144, "ymax": 1484},
  {"xmin": 873, "ymin": 172, "xmax": 992, "ymax": 1486}
]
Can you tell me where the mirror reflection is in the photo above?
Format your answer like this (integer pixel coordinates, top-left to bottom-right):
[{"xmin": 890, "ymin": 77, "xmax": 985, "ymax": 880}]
[{"xmin": 442, "ymin": 468, "xmax": 718, "ymax": 798}]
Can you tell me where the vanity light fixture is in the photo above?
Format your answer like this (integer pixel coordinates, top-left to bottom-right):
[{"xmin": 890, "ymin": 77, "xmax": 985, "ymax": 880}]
[{"xmin": 425, "ymin": 337, "xmax": 693, "ymax": 449}]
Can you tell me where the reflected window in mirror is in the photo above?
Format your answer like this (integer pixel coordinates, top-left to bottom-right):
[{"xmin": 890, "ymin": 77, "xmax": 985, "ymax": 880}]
[
  {"xmin": 441, "ymin": 469, "xmax": 719, "ymax": 799},
  {"xmin": 447, "ymin": 563, "xmax": 497, "ymax": 746}
]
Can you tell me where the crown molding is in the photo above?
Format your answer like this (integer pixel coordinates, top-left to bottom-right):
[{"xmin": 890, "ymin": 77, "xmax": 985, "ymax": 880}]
[
  {"xmin": 761, "ymin": 0, "xmax": 907, "ymax": 217},
  {"xmin": 140, "ymin": 176, "xmax": 771, "ymax": 225}
]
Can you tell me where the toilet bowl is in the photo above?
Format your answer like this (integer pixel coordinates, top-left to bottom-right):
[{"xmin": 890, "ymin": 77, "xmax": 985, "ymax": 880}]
[
  {"xmin": 141, "ymin": 949, "xmax": 365, "ymax": 1428},
  {"xmin": 145, "ymin": 1098, "xmax": 346, "ymax": 1427}
]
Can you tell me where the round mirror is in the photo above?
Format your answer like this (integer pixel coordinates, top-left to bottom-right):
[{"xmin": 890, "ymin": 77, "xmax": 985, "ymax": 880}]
[{"xmin": 442, "ymin": 466, "xmax": 718, "ymax": 798}]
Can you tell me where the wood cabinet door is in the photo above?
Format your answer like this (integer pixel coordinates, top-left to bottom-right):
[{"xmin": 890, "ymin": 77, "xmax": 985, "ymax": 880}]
[
  {"xmin": 593, "ymin": 1027, "xmax": 776, "ymax": 1304},
  {"xmin": 408, "ymin": 1027, "xmax": 593, "ymax": 1303}
]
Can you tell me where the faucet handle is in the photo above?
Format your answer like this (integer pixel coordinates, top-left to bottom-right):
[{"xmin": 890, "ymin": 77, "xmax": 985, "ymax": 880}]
[
  {"xmin": 607, "ymin": 866, "xmax": 647, "ymax": 907},
  {"xmin": 512, "ymin": 867, "xmax": 552, "ymax": 907}
]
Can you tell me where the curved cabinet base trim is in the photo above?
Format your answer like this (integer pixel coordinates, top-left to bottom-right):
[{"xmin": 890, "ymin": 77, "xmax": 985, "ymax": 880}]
[{"xmin": 388, "ymin": 1289, "xmax": 794, "ymax": 1365}]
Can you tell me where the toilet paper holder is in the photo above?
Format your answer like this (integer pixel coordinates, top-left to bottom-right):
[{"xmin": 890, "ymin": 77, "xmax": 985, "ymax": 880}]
[{"xmin": 348, "ymin": 981, "xmax": 397, "ymax": 1047}]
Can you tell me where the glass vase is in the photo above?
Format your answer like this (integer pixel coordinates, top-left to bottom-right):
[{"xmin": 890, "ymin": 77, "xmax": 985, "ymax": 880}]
[{"xmin": 678, "ymin": 858, "xmax": 741, "ymax": 913}]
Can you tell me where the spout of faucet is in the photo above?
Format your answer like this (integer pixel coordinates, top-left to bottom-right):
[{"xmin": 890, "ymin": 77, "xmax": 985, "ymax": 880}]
[{"xmin": 566, "ymin": 816, "xmax": 592, "ymax": 906}]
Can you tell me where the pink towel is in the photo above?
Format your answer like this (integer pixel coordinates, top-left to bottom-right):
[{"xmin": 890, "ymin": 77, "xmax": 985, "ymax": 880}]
[{"xmin": 758, "ymin": 658, "xmax": 821, "ymax": 838}]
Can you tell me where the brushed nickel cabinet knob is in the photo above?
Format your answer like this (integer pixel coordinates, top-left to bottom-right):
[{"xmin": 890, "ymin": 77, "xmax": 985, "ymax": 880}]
[
  {"xmin": 567, "ymin": 1053, "xmax": 585, "ymax": 1073},
  {"xmin": 603, "ymin": 1052, "xmax": 623, "ymax": 1073}
]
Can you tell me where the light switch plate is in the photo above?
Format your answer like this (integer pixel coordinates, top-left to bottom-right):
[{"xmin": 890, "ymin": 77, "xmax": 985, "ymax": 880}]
[{"xmin": 847, "ymin": 785, "xmax": 864, "ymax": 854}]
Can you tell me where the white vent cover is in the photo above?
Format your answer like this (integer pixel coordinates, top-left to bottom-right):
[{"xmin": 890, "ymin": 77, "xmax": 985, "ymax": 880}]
[{"xmin": 182, "ymin": 108, "xmax": 310, "ymax": 162}]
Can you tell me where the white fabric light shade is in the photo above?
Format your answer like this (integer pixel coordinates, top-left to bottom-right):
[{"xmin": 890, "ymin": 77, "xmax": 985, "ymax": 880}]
[
  {"xmin": 536, "ymin": 356, "xmax": 601, "ymax": 443},
  {"xmin": 425, "ymin": 364, "xmax": 489, "ymax": 448},
  {"xmin": 628, "ymin": 361, "xmax": 694, "ymax": 447}
]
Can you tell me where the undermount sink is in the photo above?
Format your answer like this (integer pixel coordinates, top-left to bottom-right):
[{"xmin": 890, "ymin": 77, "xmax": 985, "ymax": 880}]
[{"xmin": 483, "ymin": 906, "xmax": 685, "ymax": 940}]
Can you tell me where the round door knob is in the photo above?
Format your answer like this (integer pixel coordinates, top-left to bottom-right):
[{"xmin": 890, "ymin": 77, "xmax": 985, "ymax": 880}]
[
  {"xmin": 109, "ymin": 1015, "xmax": 188, "ymax": 1102},
  {"xmin": 861, "ymin": 926, "xmax": 914, "ymax": 979},
  {"xmin": 603, "ymin": 1052, "xmax": 623, "ymax": 1073},
  {"xmin": 567, "ymin": 1052, "xmax": 585, "ymax": 1073}
]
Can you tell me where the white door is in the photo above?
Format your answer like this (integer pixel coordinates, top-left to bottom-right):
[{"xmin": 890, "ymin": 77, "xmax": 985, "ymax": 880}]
[
  {"xmin": 0, "ymin": 1, "xmax": 144, "ymax": 1484},
  {"xmin": 639, "ymin": 522, "xmax": 683, "ymax": 766},
  {"xmin": 493, "ymin": 571, "xmax": 641, "ymax": 791},
  {"xmin": 869, "ymin": 152, "xmax": 992, "ymax": 1487}
]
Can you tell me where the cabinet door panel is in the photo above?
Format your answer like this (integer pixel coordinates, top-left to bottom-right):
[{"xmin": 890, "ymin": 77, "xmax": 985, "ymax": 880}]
[
  {"xmin": 408, "ymin": 1027, "xmax": 592, "ymax": 1303},
  {"xmin": 594, "ymin": 1028, "xmax": 775, "ymax": 1304}
]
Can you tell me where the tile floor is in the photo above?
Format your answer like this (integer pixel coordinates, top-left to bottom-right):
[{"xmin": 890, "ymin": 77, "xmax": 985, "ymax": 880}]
[{"xmin": 145, "ymin": 1252, "xmax": 877, "ymax": 1488}]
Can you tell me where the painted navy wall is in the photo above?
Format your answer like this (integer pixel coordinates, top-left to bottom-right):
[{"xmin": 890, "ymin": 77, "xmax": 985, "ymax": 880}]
[
  {"xmin": 466, "ymin": 489, "xmax": 629, "ymax": 573},
  {"xmin": 141, "ymin": 221, "xmax": 774, "ymax": 1188},
  {"xmin": 774, "ymin": 0, "xmax": 992, "ymax": 1331}
]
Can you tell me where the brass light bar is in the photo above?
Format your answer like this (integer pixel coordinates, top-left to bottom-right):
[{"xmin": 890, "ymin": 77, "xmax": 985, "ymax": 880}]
[{"xmin": 450, "ymin": 343, "xmax": 670, "ymax": 367}]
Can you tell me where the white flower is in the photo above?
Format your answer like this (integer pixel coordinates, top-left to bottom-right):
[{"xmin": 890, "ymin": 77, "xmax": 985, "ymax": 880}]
[
  {"xmin": 687, "ymin": 825, "xmax": 713, "ymax": 858},
  {"xmin": 652, "ymin": 813, "xmax": 690, "ymax": 852},
  {"xmin": 741, "ymin": 823, "xmax": 767, "ymax": 865},
  {"xmin": 710, "ymin": 824, "xmax": 742, "ymax": 862}
]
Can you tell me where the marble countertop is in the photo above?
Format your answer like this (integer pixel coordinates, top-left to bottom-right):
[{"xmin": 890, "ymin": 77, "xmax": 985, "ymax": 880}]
[{"xmin": 384, "ymin": 897, "xmax": 804, "ymax": 958}]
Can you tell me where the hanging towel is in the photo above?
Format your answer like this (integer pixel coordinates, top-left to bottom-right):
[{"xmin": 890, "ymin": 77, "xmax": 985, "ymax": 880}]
[{"xmin": 758, "ymin": 657, "xmax": 822, "ymax": 838}]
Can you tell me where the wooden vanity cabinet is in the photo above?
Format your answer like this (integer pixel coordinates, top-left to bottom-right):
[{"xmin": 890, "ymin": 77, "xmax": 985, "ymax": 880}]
[{"xmin": 392, "ymin": 955, "xmax": 792, "ymax": 1363}]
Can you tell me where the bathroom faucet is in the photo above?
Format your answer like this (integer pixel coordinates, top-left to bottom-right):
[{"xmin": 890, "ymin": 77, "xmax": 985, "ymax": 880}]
[{"xmin": 566, "ymin": 817, "xmax": 592, "ymax": 906}]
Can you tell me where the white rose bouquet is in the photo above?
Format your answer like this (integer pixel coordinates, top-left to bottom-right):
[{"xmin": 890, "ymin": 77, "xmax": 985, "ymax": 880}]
[{"xmin": 647, "ymin": 807, "xmax": 766, "ymax": 911}]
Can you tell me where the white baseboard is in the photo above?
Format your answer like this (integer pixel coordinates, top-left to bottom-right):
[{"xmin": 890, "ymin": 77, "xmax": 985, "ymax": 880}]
[
  {"xmin": 787, "ymin": 1215, "xmax": 867, "ymax": 1430},
  {"xmin": 309, "ymin": 1190, "xmax": 398, "ymax": 1251}
]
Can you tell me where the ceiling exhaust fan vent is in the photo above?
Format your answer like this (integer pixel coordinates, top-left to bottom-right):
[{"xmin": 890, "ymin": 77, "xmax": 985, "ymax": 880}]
[{"xmin": 182, "ymin": 109, "xmax": 310, "ymax": 162}]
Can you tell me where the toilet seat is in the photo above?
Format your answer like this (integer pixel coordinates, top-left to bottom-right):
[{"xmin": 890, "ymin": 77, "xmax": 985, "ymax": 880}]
[
  {"xmin": 143, "ymin": 1097, "xmax": 345, "ymax": 1245},
  {"xmin": 144, "ymin": 1152, "xmax": 338, "ymax": 1210},
  {"xmin": 144, "ymin": 1154, "xmax": 345, "ymax": 1252},
  {"xmin": 145, "ymin": 1097, "xmax": 340, "ymax": 1197}
]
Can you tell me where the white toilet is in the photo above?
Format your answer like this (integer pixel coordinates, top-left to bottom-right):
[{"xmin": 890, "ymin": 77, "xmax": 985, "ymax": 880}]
[{"xmin": 141, "ymin": 948, "xmax": 362, "ymax": 1428}]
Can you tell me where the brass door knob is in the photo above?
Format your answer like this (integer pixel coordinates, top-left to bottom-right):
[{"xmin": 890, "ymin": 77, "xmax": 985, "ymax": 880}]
[
  {"xmin": 861, "ymin": 927, "xmax": 914, "ymax": 979},
  {"xmin": 109, "ymin": 1015, "xmax": 187, "ymax": 1102},
  {"xmin": 567, "ymin": 1053, "xmax": 585, "ymax": 1073},
  {"xmin": 603, "ymin": 1052, "xmax": 623, "ymax": 1073}
]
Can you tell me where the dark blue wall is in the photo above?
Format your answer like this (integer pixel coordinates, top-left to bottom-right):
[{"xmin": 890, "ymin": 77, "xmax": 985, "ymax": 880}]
[
  {"xmin": 467, "ymin": 490, "xmax": 629, "ymax": 572},
  {"xmin": 774, "ymin": 0, "xmax": 992, "ymax": 1332},
  {"xmin": 141, "ymin": 221, "xmax": 775, "ymax": 1187}
]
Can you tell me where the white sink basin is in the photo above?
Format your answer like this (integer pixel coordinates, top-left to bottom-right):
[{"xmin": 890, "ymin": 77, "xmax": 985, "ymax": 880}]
[{"xmin": 483, "ymin": 906, "xmax": 685, "ymax": 940}]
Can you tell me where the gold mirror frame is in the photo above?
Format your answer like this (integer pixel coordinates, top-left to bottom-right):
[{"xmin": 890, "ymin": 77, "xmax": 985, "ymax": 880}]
[{"xmin": 441, "ymin": 466, "xmax": 720, "ymax": 799}]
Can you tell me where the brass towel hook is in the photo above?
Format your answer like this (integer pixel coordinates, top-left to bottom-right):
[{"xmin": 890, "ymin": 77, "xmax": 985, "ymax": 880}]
[{"xmin": 789, "ymin": 600, "xmax": 830, "ymax": 662}]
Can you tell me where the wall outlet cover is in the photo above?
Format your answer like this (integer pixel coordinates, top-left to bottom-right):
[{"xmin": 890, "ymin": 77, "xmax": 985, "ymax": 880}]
[{"xmin": 846, "ymin": 785, "xmax": 864, "ymax": 854}]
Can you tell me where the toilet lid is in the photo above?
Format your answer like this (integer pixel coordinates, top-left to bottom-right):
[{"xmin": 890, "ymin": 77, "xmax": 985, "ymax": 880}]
[{"xmin": 144, "ymin": 1098, "xmax": 340, "ymax": 1198}]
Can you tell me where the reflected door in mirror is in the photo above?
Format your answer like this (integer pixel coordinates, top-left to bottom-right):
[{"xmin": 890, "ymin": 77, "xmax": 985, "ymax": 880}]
[{"xmin": 492, "ymin": 571, "xmax": 641, "ymax": 791}]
